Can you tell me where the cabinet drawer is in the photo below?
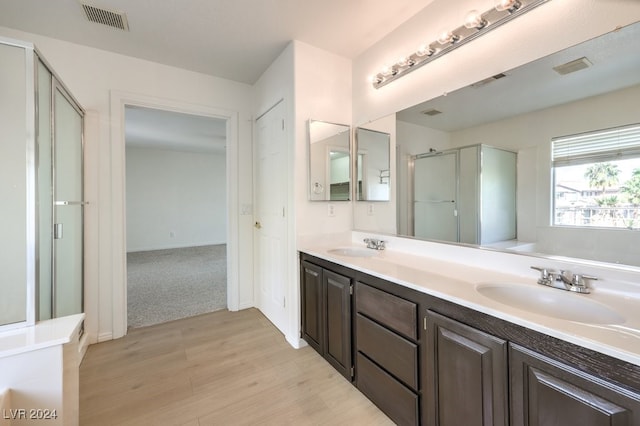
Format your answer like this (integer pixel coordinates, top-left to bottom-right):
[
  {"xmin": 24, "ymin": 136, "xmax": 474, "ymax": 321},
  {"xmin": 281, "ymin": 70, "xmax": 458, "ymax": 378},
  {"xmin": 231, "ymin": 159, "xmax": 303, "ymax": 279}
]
[
  {"xmin": 356, "ymin": 282, "xmax": 417, "ymax": 340},
  {"xmin": 357, "ymin": 352, "xmax": 419, "ymax": 426},
  {"xmin": 356, "ymin": 313, "xmax": 418, "ymax": 390}
]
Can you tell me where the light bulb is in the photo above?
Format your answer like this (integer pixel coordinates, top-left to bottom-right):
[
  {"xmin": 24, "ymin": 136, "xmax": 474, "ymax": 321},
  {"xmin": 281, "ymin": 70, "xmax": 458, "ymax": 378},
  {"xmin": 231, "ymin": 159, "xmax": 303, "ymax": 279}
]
[
  {"xmin": 437, "ymin": 30, "xmax": 459, "ymax": 45},
  {"xmin": 416, "ymin": 44, "xmax": 435, "ymax": 57},
  {"xmin": 369, "ymin": 74, "xmax": 384, "ymax": 85},
  {"xmin": 495, "ymin": 0, "xmax": 521, "ymax": 12},
  {"xmin": 464, "ymin": 10, "xmax": 487, "ymax": 29}
]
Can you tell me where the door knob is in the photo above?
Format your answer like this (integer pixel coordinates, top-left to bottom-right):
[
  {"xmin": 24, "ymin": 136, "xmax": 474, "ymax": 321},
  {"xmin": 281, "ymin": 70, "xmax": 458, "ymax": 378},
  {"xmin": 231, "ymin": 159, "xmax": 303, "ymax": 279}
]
[{"xmin": 254, "ymin": 221, "xmax": 262, "ymax": 229}]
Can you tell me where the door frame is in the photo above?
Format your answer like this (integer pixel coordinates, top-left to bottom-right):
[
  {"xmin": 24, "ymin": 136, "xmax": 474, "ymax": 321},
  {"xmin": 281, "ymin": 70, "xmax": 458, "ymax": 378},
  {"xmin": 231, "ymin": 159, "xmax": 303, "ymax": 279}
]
[{"xmin": 110, "ymin": 91, "xmax": 240, "ymax": 339}]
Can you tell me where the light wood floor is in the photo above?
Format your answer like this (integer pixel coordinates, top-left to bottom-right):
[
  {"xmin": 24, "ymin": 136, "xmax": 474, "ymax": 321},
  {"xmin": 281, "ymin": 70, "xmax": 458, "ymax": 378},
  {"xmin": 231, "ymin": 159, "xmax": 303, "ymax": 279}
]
[{"xmin": 79, "ymin": 308, "xmax": 393, "ymax": 425}]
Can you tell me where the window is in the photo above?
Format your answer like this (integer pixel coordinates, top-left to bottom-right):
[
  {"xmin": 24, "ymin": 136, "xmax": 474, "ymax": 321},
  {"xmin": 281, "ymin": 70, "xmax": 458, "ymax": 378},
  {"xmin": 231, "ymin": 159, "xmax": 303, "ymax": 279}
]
[{"xmin": 552, "ymin": 123, "xmax": 640, "ymax": 230}]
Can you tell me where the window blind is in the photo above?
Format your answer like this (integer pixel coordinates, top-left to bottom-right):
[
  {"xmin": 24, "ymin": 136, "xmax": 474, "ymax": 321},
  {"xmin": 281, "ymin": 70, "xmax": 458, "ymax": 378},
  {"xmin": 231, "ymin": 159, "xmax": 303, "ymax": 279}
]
[{"xmin": 552, "ymin": 123, "xmax": 640, "ymax": 166}]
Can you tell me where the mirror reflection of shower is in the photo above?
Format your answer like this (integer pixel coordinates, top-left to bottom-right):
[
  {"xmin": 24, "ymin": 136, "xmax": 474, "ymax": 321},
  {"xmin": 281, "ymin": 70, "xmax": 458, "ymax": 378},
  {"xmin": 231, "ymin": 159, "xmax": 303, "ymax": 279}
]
[{"xmin": 408, "ymin": 144, "xmax": 516, "ymax": 246}]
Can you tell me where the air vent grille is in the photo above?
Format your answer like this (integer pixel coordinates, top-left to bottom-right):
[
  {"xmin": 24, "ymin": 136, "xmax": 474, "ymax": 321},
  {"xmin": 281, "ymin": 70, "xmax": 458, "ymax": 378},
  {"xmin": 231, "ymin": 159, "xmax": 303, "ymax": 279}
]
[
  {"xmin": 471, "ymin": 73, "xmax": 507, "ymax": 88},
  {"xmin": 553, "ymin": 57, "xmax": 592, "ymax": 75},
  {"xmin": 81, "ymin": 3, "xmax": 129, "ymax": 31},
  {"xmin": 421, "ymin": 109, "xmax": 442, "ymax": 116}
]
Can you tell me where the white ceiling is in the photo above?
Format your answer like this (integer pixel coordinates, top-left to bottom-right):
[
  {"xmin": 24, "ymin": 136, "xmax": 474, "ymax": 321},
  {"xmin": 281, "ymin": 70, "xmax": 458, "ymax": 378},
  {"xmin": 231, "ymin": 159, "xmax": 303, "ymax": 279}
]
[
  {"xmin": 397, "ymin": 22, "xmax": 640, "ymax": 132},
  {"xmin": 0, "ymin": 0, "xmax": 436, "ymax": 153},
  {"xmin": 125, "ymin": 106, "xmax": 227, "ymax": 154},
  {"xmin": 0, "ymin": 0, "xmax": 434, "ymax": 85}
]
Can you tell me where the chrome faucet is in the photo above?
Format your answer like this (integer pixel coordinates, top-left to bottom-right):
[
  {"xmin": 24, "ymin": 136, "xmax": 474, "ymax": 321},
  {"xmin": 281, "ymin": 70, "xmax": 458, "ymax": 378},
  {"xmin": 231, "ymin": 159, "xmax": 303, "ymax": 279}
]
[
  {"xmin": 363, "ymin": 238, "xmax": 386, "ymax": 250},
  {"xmin": 531, "ymin": 266, "xmax": 597, "ymax": 294}
]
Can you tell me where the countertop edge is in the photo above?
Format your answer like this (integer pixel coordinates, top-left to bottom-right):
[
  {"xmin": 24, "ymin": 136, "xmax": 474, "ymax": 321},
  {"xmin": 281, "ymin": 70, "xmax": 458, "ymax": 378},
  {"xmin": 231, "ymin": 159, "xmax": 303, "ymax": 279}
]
[
  {"xmin": 299, "ymin": 246, "xmax": 640, "ymax": 367},
  {"xmin": 0, "ymin": 313, "xmax": 85, "ymax": 359}
]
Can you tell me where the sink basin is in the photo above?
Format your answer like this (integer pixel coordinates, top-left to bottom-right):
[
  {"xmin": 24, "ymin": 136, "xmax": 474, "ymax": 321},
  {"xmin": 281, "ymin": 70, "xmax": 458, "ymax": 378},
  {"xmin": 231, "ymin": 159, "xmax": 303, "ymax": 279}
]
[
  {"xmin": 327, "ymin": 247, "xmax": 378, "ymax": 258},
  {"xmin": 476, "ymin": 283, "xmax": 625, "ymax": 324}
]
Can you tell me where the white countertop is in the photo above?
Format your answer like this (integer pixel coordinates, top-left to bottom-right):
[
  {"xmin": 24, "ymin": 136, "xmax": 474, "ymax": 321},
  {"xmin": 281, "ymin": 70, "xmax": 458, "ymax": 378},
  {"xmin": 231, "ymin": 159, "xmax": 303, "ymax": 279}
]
[
  {"xmin": 299, "ymin": 240, "xmax": 640, "ymax": 367},
  {"xmin": 0, "ymin": 314, "xmax": 85, "ymax": 358}
]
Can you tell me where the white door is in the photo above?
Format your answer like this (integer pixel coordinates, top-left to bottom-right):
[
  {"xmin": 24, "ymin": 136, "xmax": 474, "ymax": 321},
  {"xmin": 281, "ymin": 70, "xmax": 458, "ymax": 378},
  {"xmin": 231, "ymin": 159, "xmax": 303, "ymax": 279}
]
[
  {"xmin": 414, "ymin": 152, "xmax": 458, "ymax": 242},
  {"xmin": 255, "ymin": 102, "xmax": 288, "ymax": 334}
]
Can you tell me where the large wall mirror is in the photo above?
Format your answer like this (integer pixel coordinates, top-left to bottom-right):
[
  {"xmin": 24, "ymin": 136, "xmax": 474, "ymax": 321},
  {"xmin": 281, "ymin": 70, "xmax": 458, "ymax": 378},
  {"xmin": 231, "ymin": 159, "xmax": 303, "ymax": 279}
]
[
  {"xmin": 308, "ymin": 119, "xmax": 351, "ymax": 201},
  {"xmin": 356, "ymin": 127, "xmax": 390, "ymax": 201},
  {"xmin": 354, "ymin": 21, "xmax": 640, "ymax": 268}
]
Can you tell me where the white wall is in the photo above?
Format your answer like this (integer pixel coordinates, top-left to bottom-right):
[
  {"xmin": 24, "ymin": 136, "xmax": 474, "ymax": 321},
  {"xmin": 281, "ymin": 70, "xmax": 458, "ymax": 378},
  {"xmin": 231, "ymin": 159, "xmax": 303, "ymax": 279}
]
[
  {"xmin": 0, "ymin": 25, "xmax": 254, "ymax": 343},
  {"xmin": 254, "ymin": 40, "xmax": 352, "ymax": 347},
  {"xmin": 294, "ymin": 42, "xmax": 353, "ymax": 237},
  {"xmin": 125, "ymin": 147, "xmax": 227, "ymax": 252}
]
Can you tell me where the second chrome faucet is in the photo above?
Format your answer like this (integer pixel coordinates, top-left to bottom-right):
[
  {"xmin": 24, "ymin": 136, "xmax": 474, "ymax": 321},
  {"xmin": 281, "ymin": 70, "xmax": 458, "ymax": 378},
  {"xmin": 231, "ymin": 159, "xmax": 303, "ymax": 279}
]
[
  {"xmin": 363, "ymin": 238, "xmax": 386, "ymax": 250},
  {"xmin": 531, "ymin": 266, "xmax": 598, "ymax": 294}
]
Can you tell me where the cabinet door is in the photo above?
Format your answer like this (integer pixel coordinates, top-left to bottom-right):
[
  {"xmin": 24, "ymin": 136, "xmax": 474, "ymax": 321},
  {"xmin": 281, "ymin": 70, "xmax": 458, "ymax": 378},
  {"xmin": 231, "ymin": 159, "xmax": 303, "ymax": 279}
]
[
  {"xmin": 300, "ymin": 261, "xmax": 323, "ymax": 354},
  {"xmin": 426, "ymin": 311, "xmax": 508, "ymax": 426},
  {"xmin": 510, "ymin": 344, "xmax": 640, "ymax": 426},
  {"xmin": 324, "ymin": 269, "xmax": 352, "ymax": 380}
]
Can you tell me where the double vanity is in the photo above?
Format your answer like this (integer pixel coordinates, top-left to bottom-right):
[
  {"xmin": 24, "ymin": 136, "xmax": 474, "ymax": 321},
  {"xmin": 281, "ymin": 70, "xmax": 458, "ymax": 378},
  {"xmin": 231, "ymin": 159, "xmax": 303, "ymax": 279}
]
[{"xmin": 299, "ymin": 234, "xmax": 640, "ymax": 425}]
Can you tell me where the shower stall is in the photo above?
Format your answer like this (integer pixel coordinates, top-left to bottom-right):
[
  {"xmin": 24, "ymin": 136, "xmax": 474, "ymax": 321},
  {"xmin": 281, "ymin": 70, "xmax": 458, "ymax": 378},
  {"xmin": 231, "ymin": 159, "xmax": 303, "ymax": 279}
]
[
  {"xmin": 409, "ymin": 144, "xmax": 516, "ymax": 245},
  {"xmin": 0, "ymin": 36, "xmax": 85, "ymax": 330}
]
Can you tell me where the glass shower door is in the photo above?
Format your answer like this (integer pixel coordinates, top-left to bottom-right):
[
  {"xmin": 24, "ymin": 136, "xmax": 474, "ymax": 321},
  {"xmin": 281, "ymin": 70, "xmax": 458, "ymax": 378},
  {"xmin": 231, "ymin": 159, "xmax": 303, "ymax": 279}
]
[
  {"xmin": 413, "ymin": 152, "xmax": 458, "ymax": 242},
  {"xmin": 53, "ymin": 85, "xmax": 84, "ymax": 318}
]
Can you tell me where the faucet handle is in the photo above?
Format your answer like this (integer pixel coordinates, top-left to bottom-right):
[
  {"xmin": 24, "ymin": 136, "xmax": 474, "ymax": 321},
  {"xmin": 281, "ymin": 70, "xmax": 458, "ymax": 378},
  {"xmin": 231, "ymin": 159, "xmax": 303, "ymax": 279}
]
[
  {"xmin": 571, "ymin": 273, "xmax": 598, "ymax": 286},
  {"xmin": 531, "ymin": 266, "xmax": 552, "ymax": 282}
]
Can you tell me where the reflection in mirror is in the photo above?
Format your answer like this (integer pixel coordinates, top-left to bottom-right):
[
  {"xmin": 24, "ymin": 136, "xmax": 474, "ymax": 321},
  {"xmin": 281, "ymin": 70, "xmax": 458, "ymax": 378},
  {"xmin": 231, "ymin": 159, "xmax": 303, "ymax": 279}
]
[
  {"xmin": 308, "ymin": 120, "xmax": 351, "ymax": 201},
  {"xmin": 409, "ymin": 145, "xmax": 516, "ymax": 245},
  {"xmin": 355, "ymin": 22, "xmax": 640, "ymax": 267},
  {"xmin": 356, "ymin": 127, "xmax": 390, "ymax": 201}
]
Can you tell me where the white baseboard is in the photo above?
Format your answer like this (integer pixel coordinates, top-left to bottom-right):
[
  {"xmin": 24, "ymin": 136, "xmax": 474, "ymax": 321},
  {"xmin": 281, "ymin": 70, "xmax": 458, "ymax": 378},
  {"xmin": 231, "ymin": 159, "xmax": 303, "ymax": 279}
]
[
  {"xmin": 97, "ymin": 332, "xmax": 113, "ymax": 343},
  {"xmin": 286, "ymin": 334, "xmax": 306, "ymax": 349},
  {"xmin": 127, "ymin": 241, "xmax": 226, "ymax": 253},
  {"xmin": 237, "ymin": 301, "xmax": 254, "ymax": 311}
]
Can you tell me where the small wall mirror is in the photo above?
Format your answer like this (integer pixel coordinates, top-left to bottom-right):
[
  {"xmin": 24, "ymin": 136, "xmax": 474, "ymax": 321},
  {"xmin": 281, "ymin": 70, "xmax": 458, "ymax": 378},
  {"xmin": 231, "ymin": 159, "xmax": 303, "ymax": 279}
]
[
  {"xmin": 356, "ymin": 127, "xmax": 391, "ymax": 201},
  {"xmin": 308, "ymin": 119, "xmax": 351, "ymax": 201}
]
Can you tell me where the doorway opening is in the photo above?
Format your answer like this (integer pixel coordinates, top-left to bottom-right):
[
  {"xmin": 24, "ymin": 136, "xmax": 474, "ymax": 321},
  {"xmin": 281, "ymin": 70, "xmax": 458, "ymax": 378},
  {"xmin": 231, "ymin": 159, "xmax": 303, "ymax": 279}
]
[{"xmin": 124, "ymin": 105, "xmax": 228, "ymax": 329}]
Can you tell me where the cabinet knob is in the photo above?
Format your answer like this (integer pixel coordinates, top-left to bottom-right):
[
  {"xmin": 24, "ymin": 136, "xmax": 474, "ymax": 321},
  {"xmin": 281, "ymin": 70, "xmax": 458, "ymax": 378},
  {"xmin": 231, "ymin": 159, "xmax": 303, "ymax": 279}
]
[{"xmin": 254, "ymin": 221, "xmax": 262, "ymax": 229}]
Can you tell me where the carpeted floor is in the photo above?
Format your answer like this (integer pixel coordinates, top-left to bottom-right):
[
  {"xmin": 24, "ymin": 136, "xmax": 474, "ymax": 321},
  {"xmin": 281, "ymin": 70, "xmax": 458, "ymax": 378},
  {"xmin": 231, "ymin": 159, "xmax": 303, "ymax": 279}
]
[{"xmin": 127, "ymin": 244, "xmax": 227, "ymax": 329}]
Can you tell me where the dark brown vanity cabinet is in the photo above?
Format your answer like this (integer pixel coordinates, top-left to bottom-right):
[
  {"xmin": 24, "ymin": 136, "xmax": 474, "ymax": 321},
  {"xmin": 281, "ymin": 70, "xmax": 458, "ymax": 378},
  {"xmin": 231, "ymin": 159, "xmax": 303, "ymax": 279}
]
[
  {"xmin": 299, "ymin": 253, "xmax": 640, "ymax": 426},
  {"xmin": 510, "ymin": 344, "xmax": 640, "ymax": 426},
  {"xmin": 425, "ymin": 304, "xmax": 640, "ymax": 426},
  {"xmin": 355, "ymin": 281, "xmax": 421, "ymax": 426},
  {"xmin": 426, "ymin": 311, "xmax": 509, "ymax": 426},
  {"xmin": 300, "ymin": 260, "xmax": 353, "ymax": 380}
]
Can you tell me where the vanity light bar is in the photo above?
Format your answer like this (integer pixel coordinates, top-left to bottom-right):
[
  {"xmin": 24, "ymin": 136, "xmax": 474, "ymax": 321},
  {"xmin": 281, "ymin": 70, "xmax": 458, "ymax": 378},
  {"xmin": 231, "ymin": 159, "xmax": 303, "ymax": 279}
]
[{"xmin": 371, "ymin": 0, "xmax": 551, "ymax": 89}]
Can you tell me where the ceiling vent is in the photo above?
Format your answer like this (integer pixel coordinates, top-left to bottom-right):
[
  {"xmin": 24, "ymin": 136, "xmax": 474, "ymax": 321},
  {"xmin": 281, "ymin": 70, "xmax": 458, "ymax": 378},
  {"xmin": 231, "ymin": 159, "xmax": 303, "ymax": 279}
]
[
  {"xmin": 81, "ymin": 3, "xmax": 129, "ymax": 31},
  {"xmin": 471, "ymin": 73, "xmax": 507, "ymax": 88},
  {"xmin": 421, "ymin": 109, "xmax": 442, "ymax": 116},
  {"xmin": 553, "ymin": 57, "xmax": 592, "ymax": 75}
]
